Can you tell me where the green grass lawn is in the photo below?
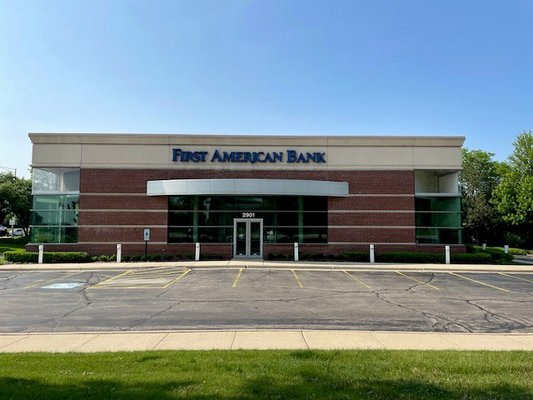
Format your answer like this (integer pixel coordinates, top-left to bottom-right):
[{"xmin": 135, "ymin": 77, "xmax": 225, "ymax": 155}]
[
  {"xmin": 0, "ymin": 350, "xmax": 531, "ymax": 399},
  {"xmin": 0, "ymin": 237, "xmax": 27, "ymax": 264},
  {"xmin": 0, "ymin": 237, "xmax": 27, "ymax": 253}
]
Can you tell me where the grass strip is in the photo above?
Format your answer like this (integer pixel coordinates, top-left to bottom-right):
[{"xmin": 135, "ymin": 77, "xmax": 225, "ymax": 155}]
[{"xmin": 0, "ymin": 350, "xmax": 531, "ymax": 399}]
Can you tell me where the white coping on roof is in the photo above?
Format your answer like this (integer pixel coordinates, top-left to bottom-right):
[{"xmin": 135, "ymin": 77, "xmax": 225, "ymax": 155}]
[
  {"xmin": 147, "ymin": 179, "xmax": 349, "ymax": 197},
  {"xmin": 29, "ymin": 133, "xmax": 465, "ymax": 171}
]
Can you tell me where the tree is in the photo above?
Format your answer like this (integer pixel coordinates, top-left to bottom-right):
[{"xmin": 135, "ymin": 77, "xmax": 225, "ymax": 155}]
[
  {"xmin": 0, "ymin": 173, "xmax": 32, "ymax": 235},
  {"xmin": 492, "ymin": 131, "xmax": 533, "ymax": 247},
  {"xmin": 460, "ymin": 149, "xmax": 503, "ymax": 244}
]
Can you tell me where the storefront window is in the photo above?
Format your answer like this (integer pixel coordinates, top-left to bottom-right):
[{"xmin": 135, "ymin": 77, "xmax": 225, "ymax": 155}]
[
  {"xmin": 168, "ymin": 195, "xmax": 328, "ymax": 243},
  {"xmin": 30, "ymin": 168, "xmax": 80, "ymax": 243},
  {"xmin": 415, "ymin": 196, "xmax": 462, "ymax": 244}
]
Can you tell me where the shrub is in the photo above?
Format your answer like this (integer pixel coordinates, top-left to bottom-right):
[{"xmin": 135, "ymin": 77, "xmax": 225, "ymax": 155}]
[
  {"xmin": 201, "ymin": 253, "xmax": 225, "ymax": 260},
  {"xmin": 265, "ymin": 253, "xmax": 291, "ymax": 261},
  {"xmin": 451, "ymin": 253, "xmax": 492, "ymax": 264},
  {"xmin": 300, "ymin": 253, "xmax": 329, "ymax": 261},
  {"xmin": 4, "ymin": 251, "xmax": 91, "ymax": 264},
  {"xmin": 377, "ymin": 252, "xmax": 443, "ymax": 263},
  {"xmin": 342, "ymin": 252, "xmax": 369, "ymax": 262},
  {"xmin": 3, "ymin": 251, "xmax": 37, "ymax": 263},
  {"xmin": 478, "ymin": 247, "xmax": 514, "ymax": 264},
  {"xmin": 508, "ymin": 248, "xmax": 527, "ymax": 256},
  {"xmin": 91, "ymin": 255, "xmax": 117, "ymax": 262}
]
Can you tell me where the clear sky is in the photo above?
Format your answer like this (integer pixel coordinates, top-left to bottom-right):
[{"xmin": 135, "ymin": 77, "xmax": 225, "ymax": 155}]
[{"xmin": 1, "ymin": 0, "xmax": 532, "ymax": 178}]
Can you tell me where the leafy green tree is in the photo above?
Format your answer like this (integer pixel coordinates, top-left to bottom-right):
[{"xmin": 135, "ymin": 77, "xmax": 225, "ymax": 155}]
[
  {"xmin": 493, "ymin": 131, "xmax": 533, "ymax": 247},
  {"xmin": 0, "ymin": 173, "xmax": 32, "ymax": 235},
  {"xmin": 460, "ymin": 149, "xmax": 503, "ymax": 244}
]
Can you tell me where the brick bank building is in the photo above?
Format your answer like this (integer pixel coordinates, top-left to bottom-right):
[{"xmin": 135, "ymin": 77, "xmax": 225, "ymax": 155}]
[{"xmin": 28, "ymin": 134, "xmax": 464, "ymax": 258}]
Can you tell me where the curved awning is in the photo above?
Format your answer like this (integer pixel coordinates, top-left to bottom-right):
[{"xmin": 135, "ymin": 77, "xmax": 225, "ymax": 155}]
[{"xmin": 147, "ymin": 179, "xmax": 349, "ymax": 197}]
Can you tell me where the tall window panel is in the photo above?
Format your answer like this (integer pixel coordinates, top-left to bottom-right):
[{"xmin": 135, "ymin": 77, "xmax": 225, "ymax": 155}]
[
  {"xmin": 415, "ymin": 196, "xmax": 462, "ymax": 244},
  {"xmin": 30, "ymin": 168, "xmax": 80, "ymax": 243}
]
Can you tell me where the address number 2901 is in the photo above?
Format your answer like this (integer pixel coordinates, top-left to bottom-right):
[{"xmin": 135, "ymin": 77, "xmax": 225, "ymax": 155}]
[{"xmin": 242, "ymin": 212, "xmax": 255, "ymax": 218}]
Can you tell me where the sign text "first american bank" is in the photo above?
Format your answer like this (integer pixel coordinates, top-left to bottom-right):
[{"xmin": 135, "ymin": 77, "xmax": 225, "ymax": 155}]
[{"xmin": 172, "ymin": 149, "xmax": 327, "ymax": 164}]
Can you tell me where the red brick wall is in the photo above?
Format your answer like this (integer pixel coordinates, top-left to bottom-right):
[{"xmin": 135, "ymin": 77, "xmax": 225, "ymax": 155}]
[
  {"xmin": 80, "ymin": 169, "xmax": 414, "ymax": 194},
  {"xmin": 55, "ymin": 168, "xmax": 462, "ymax": 257},
  {"xmin": 328, "ymin": 212, "xmax": 414, "ymax": 226}
]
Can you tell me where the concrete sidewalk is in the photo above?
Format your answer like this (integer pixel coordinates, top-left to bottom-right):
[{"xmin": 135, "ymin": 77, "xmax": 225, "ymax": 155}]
[
  {"xmin": 2, "ymin": 259, "xmax": 533, "ymax": 272},
  {"xmin": 0, "ymin": 330, "xmax": 531, "ymax": 352}
]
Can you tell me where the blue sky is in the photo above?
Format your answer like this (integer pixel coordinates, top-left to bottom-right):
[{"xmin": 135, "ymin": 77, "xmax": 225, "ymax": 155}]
[{"xmin": 1, "ymin": 0, "xmax": 532, "ymax": 177}]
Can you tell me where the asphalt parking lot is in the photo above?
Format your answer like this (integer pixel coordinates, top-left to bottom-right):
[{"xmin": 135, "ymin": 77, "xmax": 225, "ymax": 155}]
[{"xmin": 0, "ymin": 267, "xmax": 532, "ymax": 333}]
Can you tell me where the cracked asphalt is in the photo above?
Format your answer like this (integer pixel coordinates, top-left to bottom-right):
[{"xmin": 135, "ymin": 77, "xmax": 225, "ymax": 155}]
[{"xmin": 0, "ymin": 267, "xmax": 532, "ymax": 333}]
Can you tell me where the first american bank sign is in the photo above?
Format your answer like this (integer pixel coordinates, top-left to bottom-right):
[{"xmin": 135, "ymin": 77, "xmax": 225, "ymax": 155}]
[{"xmin": 172, "ymin": 148, "xmax": 327, "ymax": 164}]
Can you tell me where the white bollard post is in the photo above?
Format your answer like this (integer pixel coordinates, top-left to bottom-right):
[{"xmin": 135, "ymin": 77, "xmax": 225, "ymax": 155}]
[
  {"xmin": 504, "ymin": 245, "xmax": 509, "ymax": 254},
  {"xmin": 369, "ymin": 244, "xmax": 375, "ymax": 263},
  {"xmin": 445, "ymin": 245, "xmax": 451, "ymax": 264},
  {"xmin": 195, "ymin": 242, "xmax": 200, "ymax": 261},
  {"xmin": 38, "ymin": 245, "xmax": 44, "ymax": 264},
  {"xmin": 116, "ymin": 244, "xmax": 122, "ymax": 263},
  {"xmin": 294, "ymin": 242, "xmax": 299, "ymax": 261},
  {"xmin": 482, "ymin": 243, "xmax": 486, "ymax": 250}
]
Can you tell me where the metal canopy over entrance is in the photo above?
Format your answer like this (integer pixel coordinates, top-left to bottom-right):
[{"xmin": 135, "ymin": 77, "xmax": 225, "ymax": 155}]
[{"xmin": 233, "ymin": 218, "xmax": 263, "ymax": 259}]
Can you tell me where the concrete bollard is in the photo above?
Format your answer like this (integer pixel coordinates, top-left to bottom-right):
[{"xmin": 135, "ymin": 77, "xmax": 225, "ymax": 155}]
[
  {"xmin": 38, "ymin": 244, "xmax": 44, "ymax": 264},
  {"xmin": 195, "ymin": 242, "xmax": 200, "ymax": 261},
  {"xmin": 504, "ymin": 245, "xmax": 509, "ymax": 254},
  {"xmin": 369, "ymin": 244, "xmax": 375, "ymax": 263},
  {"xmin": 482, "ymin": 243, "xmax": 486, "ymax": 250},
  {"xmin": 294, "ymin": 242, "xmax": 299, "ymax": 261},
  {"xmin": 116, "ymin": 244, "xmax": 122, "ymax": 263},
  {"xmin": 445, "ymin": 245, "xmax": 451, "ymax": 264}
]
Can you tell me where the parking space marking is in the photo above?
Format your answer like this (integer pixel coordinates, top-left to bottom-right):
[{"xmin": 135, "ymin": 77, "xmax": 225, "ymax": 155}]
[
  {"xmin": 499, "ymin": 272, "xmax": 533, "ymax": 284},
  {"xmin": 24, "ymin": 271, "xmax": 85, "ymax": 289},
  {"xmin": 343, "ymin": 271, "xmax": 371, "ymax": 289},
  {"xmin": 232, "ymin": 268, "xmax": 244, "ymax": 288},
  {"xmin": 291, "ymin": 269, "xmax": 303, "ymax": 288},
  {"xmin": 448, "ymin": 272, "xmax": 510, "ymax": 292},
  {"xmin": 395, "ymin": 271, "xmax": 440, "ymax": 290},
  {"xmin": 162, "ymin": 268, "xmax": 191, "ymax": 288},
  {"xmin": 128, "ymin": 266, "xmax": 182, "ymax": 274},
  {"xmin": 89, "ymin": 268, "xmax": 191, "ymax": 289},
  {"xmin": 91, "ymin": 270, "xmax": 134, "ymax": 288}
]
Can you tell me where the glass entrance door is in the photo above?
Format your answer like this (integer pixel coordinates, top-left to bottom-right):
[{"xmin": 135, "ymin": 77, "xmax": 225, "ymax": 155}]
[{"xmin": 233, "ymin": 219, "xmax": 263, "ymax": 258}]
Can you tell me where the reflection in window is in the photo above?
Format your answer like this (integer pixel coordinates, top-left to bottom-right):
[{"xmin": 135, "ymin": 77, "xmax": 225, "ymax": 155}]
[
  {"xmin": 30, "ymin": 194, "xmax": 79, "ymax": 243},
  {"xmin": 32, "ymin": 168, "xmax": 80, "ymax": 194},
  {"xmin": 168, "ymin": 195, "xmax": 328, "ymax": 244},
  {"xmin": 415, "ymin": 196, "xmax": 462, "ymax": 244}
]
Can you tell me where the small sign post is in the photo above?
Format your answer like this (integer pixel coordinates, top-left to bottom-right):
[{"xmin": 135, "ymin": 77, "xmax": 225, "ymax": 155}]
[
  {"xmin": 9, "ymin": 217, "xmax": 16, "ymax": 237},
  {"xmin": 143, "ymin": 228, "xmax": 150, "ymax": 259}
]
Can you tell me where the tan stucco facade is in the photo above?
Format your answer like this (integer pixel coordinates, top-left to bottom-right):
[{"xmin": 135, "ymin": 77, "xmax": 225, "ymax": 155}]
[{"xmin": 30, "ymin": 133, "xmax": 464, "ymax": 171}]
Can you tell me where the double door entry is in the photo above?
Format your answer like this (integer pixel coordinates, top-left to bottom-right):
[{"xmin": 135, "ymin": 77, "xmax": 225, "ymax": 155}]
[{"xmin": 233, "ymin": 219, "xmax": 263, "ymax": 258}]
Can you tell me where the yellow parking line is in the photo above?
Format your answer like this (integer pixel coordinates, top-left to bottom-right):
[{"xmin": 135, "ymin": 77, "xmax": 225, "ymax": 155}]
[
  {"xmin": 291, "ymin": 269, "xmax": 303, "ymax": 288},
  {"xmin": 130, "ymin": 271, "xmax": 185, "ymax": 278},
  {"xmin": 449, "ymin": 272, "xmax": 509, "ymax": 292},
  {"xmin": 499, "ymin": 272, "xmax": 533, "ymax": 284},
  {"xmin": 395, "ymin": 271, "xmax": 440, "ymax": 290},
  {"xmin": 343, "ymin": 271, "xmax": 371, "ymax": 289},
  {"xmin": 162, "ymin": 269, "xmax": 191, "ymax": 288},
  {"xmin": 130, "ymin": 267, "xmax": 178, "ymax": 274},
  {"xmin": 91, "ymin": 270, "xmax": 133, "ymax": 288},
  {"xmin": 232, "ymin": 268, "xmax": 244, "ymax": 288},
  {"xmin": 24, "ymin": 271, "xmax": 83, "ymax": 289}
]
